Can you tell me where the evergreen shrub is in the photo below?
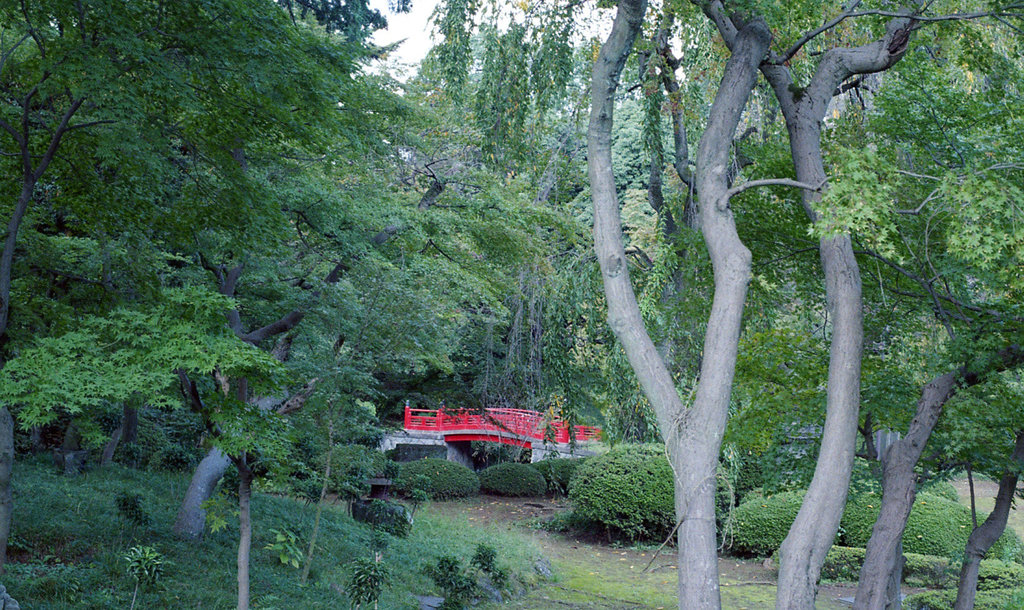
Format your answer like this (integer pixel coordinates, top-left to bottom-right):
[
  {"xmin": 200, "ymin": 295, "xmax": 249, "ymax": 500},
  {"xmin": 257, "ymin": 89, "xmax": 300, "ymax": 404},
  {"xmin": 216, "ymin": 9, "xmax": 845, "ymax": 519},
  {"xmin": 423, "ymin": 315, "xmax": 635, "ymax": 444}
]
[
  {"xmin": 841, "ymin": 492, "xmax": 1024, "ymax": 561},
  {"xmin": 532, "ymin": 458, "xmax": 586, "ymax": 495},
  {"xmin": 568, "ymin": 444, "xmax": 673, "ymax": 541},
  {"xmin": 730, "ymin": 490, "xmax": 805, "ymax": 557},
  {"xmin": 395, "ymin": 458, "xmax": 479, "ymax": 500},
  {"xmin": 478, "ymin": 463, "xmax": 546, "ymax": 497},
  {"xmin": 904, "ymin": 588, "xmax": 1021, "ymax": 610}
]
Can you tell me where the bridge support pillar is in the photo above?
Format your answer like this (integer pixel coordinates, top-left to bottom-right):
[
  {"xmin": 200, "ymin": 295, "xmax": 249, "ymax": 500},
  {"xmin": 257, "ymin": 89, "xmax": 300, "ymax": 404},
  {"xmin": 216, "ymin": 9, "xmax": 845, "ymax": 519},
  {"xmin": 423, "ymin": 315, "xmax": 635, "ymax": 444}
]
[{"xmin": 446, "ymin": 440, "xmax": 473, "ymax": 469}]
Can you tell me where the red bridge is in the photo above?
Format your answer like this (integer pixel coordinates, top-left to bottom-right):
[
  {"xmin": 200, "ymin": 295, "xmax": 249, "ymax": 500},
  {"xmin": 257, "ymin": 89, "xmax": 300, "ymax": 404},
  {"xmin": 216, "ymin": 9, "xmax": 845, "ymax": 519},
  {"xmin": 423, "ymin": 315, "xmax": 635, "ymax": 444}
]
[{"xmin": 403, "ymin": 406, "xmax": 601, "ymax": 447}]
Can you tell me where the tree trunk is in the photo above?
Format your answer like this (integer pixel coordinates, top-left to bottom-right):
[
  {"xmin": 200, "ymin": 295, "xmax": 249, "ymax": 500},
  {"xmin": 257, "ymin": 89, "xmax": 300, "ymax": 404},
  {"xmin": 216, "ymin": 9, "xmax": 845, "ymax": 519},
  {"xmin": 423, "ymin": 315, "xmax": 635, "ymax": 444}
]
[
  {"xmin": 100, "ymin": 425, "xmax": 123, "ymax": 467},
  {"xmin": 173, "ymin": 447, "xmax": 231, "ymax": 539},
  {"xmin": 854, "ymin": 372, "xmax": 958, "ymax": 609},
  {"xmin": 0, "ymin": 406, "xmax": 12, "ymax": 575},
  {"xmin": 589, "ymin": 4, "xmax": 767, "ymax": 608},
  {"xmin": 236, "ymin": 456, "xmax": 254, "ymax": 610},
  {"xmin": 953, "ymin": 432, "xmax": 1024, "ymax": 610},
  {"xmin": 301, "ymin": 419, "xmax": 333, "ymax": 584}
]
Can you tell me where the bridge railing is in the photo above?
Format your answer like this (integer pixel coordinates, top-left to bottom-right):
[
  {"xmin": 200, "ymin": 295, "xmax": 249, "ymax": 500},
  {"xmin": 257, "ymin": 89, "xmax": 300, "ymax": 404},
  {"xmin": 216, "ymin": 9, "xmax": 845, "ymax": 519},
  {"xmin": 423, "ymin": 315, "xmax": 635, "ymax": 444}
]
[{"xmin": 404, "ymin": 406, "xmax": 601, "ymax": 443}]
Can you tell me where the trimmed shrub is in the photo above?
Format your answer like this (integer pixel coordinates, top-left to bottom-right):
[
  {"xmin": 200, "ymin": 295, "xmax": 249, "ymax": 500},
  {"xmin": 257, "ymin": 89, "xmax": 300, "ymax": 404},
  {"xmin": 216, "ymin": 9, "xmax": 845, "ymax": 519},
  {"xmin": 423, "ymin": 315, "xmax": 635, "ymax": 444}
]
[
  {"xmin": 478, "ymin": 463, "xmax": 546, "ymax": 497},
  {"xmin": 840, "ymin": 492, "xmax": 1022, "ymax": 562},
  {"xmin": 904, "ymin": 588, "xmax": 1021, "ymax": 610},
  {"xmin": 568, "ymin": 444, "xmax": 674, "ymax": 541},
  {"xmin": 730, "ymin": 490, "xmax": 805, "ymax": 557},
  {"xmin": 978, "ymin": 559, "xmax": 1024, "ymax": 591},
  {"xmin": 920, "ymin": 480, "xmax": 959, "ymax": 503},
  {"xmin": 395, "ymin": 458, "xmax": 479, "ymax": 500},
  {"xmin": 903, "ymin": 552, "xmax": 953, "ymax": 588},
  {"xmin": 532, "ymin": 458, "xmax": 587, "ymax": 496},
  {"xmin": 821, "ymin": 546, "xmax": 865, "ymax": 582}
]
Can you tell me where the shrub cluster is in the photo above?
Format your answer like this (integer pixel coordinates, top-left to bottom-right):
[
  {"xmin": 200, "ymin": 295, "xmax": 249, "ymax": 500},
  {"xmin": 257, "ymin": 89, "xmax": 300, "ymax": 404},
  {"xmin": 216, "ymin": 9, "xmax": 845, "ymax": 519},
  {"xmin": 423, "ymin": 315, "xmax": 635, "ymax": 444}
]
[
  {"xmin": 532, "ymin": 458, "xmax": 587, "ymax": 496},
  {"xmin": 904, "ymin": 587, "xmax": 1024, "ymax": 610},
  {"xmin": 478, "ymin": 463, "xmax": 546, "ymax": 497},
  {"xmin": 395, "ymin": 458, "xmax": 479, "ymax": 500},
  {"xmin": 841, "ymin": 492, "xmax": 1023, "ymax": 561},
  {"xmin": 820, "ymin": 545, "xmax": 1022, "ymax": 591},
  {"xmin": 729, "ymin": 490, "xmax": 805, "ymax": 557},
  {"xmin": 568, "ymin": 445, "xmax": 673, "ymax": 541}
]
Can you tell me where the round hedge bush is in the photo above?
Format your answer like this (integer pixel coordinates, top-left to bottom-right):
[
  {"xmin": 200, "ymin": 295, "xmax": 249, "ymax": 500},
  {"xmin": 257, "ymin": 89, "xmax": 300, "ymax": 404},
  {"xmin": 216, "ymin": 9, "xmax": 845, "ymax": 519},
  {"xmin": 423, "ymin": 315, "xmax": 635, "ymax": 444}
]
[
  {"xmin": 395, "ymin": 458, "xmax": 480, "ymax": 500},
  {"xmin": 478, "ymin": 463, "xmax": 547, "ymax": 497},
  {"xmin": 729, "ymin": 490, "xmax": 806, "ymax": 557},
  {"xmin": 533, "ymin": 457, "xmax": 587, "ymax": 495},
  {"xmin": 841, "ymin": 492, "xmax": 1023, "ymax": 561},
  {"xmin": 568, "ymin": 444, "xmax": 674, "ymax": 541}
]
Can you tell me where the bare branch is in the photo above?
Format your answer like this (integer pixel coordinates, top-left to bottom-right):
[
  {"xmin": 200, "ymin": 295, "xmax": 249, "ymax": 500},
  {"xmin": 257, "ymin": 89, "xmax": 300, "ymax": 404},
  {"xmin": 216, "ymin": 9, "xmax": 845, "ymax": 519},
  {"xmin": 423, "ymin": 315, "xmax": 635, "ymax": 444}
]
[
  {"xmin": 241, "ymin": 309, "xmax": 305, "ymax": 345},
  {"xmin": 726, "ymin": 177, "xmax": 824, "ymax": 199}
]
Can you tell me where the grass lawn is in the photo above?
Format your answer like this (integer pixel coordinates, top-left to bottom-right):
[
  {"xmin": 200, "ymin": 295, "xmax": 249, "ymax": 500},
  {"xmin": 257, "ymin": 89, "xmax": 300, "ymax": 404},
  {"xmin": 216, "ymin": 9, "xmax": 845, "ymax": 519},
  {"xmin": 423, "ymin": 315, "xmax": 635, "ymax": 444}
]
[{"xmin": 6, "ymin": 457, "xmax": 540, "ymax": 609}]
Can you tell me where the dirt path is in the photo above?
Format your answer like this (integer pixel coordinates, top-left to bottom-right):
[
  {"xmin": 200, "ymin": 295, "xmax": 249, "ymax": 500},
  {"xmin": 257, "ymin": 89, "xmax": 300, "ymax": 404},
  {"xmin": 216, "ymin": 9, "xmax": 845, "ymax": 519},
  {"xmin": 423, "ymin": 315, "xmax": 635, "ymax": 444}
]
[{"xmin": 435, "ymin": 496, "xmax": 854, "ymax": 609}]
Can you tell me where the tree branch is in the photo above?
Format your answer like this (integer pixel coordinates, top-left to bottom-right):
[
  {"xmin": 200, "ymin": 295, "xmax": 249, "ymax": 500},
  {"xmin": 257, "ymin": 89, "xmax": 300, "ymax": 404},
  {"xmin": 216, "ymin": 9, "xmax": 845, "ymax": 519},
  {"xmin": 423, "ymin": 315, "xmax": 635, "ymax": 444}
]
[
  {"xmin": 726, "ymin": 178, "xmax": 824, "ymax": 199},
  {"xmin": 276, "ymin": 378, "xmax": 319, "ymax": 416}
]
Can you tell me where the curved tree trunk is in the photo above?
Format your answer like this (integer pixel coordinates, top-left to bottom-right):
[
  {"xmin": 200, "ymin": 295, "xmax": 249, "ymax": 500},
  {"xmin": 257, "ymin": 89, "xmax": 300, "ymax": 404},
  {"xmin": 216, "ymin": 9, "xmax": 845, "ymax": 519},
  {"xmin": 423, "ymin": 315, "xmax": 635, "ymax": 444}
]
[
  {"xmin": 953, "ymin": 432, "xmax": 1024, "ymax": 610},
  {"xmin": 589, "ymin": 3, "xmax": 768, "ymax": 607},
  {"xmin": 854, "ymin": 372, "xmax": 958, "ymax": 608},
  {"xmin": 173, "ymin": 447, "xmax": 231, "ymax": 539}
]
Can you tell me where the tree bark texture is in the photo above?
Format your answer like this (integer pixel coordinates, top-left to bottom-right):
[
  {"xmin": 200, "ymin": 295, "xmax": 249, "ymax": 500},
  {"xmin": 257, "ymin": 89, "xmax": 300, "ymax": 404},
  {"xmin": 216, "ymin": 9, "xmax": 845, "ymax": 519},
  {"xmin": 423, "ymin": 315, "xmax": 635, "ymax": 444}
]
[
  {"xmin": 236, "ymin": 457, "xmax": 254, "ymax": 610},
  {"xmin": 953, "ymin": 432, "xmax": 1024, "ymax": 610},
  {"xmin": 752, "ymin": 15, "xmax": 916, "ymax": 608},
  {"xmin": 0, "ymin": 406, "xmax": 12, "ymax": 575},
  {"xmin": 173, "ymin": 447, "xmax": 231, "ymax": 538},
  {"xmin": 854, "ymin": 372, "xmax": 957, "ymax": 609},
  {"xmin": 589, "ymin": 4, "xmax": 767, "ymax": 607},
  {"xmin": 855, "ymin": 345, "xmax": 1024, "ymax": 608}
]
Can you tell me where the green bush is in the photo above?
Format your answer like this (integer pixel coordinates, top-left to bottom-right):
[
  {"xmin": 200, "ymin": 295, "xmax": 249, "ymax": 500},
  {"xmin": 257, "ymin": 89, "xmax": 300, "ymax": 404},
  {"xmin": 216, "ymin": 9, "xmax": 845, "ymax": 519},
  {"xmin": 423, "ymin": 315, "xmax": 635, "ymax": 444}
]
[
  {"xmin": 395, "ymin": 459, "xmax": 479, "ymax": 500},
  {"xmin": 840, "ymin": 492, "xmax": 1022, "ymax": 561},
  {"xmin": 903, "ymin": 552, "xmax": 953, "ymax": 588},
  {"xmin": 532, "ymin": 458, "xmax": 587, "ymax": 496},
  {"xmin": 730, "ymin": 490, "xmax": 806, "ymax": 557},
  {"xmin": 978, "ymin": 559, "xmax": 1024, "ymax": 591},
  {"xmin": 920, "ymin": 480, "xmax": 959, "ymax": 503},
  {"xmin": 904, "ymin": 587, "xmax": 1022, "ymax": 610},
  {"xmin": 478, "ymin": 463, "xmax": 546, "ymax": 497},
  {"xmin": 568, "ymin": 444, "xmax": 674, "ymax": 541},
  {"xmin": 821, "ymin": 546, "xmax": 865, "ymax": 582}
]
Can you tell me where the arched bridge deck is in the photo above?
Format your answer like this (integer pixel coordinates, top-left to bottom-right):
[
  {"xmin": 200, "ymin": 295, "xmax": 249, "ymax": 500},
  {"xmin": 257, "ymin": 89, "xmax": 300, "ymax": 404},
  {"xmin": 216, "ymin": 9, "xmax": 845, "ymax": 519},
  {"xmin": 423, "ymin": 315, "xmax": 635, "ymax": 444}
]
[{"xmin": 381, "ymin": 406, "xmax": 601, "ymax": 465}]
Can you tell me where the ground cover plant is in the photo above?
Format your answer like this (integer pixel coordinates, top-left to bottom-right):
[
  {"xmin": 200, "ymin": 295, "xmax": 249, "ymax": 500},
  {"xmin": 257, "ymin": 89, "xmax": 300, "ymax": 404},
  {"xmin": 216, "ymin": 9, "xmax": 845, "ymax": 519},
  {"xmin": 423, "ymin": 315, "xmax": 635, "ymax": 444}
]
[{"xmin": 5, "ymin": 458, "xmax": 538, "ymax": 608}]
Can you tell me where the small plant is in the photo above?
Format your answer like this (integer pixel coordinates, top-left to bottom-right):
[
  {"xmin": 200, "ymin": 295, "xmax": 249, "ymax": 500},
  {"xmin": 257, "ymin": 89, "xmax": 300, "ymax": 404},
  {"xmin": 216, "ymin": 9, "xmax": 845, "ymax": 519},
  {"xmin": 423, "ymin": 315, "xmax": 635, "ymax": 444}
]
[
  {"xmin": 115, "ymin": 491, "xmax": 150, "ymax": 528},
  {"xmin": 265, "ymin": 528, "xmax": 304, "ymax": 568},
  {"xmin": 427, "ymin": 544, "xmax": 509, "ymax": 610},
  {"xmin": 406, "ymin": 473, "xmax": 431, "ymax": 517},
  {"xmin": 124, "ymin": 546, "xmax": 165, "ymax": 610},
  {"xmin": 345, "ymin": 553, "xmax": 390, "ymax": 609}
]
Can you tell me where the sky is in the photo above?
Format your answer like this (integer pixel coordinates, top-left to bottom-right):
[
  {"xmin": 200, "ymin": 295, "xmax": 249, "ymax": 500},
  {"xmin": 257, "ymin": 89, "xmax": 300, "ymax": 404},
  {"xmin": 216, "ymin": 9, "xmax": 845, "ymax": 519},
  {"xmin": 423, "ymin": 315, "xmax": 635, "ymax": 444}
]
[{"xmin": 368, "ymin": 0, "xmax": 441, "ymax": 77}]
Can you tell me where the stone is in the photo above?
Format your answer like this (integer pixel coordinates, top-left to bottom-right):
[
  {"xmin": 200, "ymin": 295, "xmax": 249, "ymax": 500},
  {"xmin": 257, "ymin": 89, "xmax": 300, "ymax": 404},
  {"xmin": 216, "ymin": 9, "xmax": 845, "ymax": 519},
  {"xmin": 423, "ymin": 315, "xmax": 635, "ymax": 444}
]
[
  {"xmin": 415, "ymin": 594, "xmax": 444, "ymax": 609},
  {"xmin": 534, "ymin": 557, "xmax": 553, "ymax": 579},
  {"xmin": 0, "ymin": 583, "xmax": 21, "ymax": 609}
]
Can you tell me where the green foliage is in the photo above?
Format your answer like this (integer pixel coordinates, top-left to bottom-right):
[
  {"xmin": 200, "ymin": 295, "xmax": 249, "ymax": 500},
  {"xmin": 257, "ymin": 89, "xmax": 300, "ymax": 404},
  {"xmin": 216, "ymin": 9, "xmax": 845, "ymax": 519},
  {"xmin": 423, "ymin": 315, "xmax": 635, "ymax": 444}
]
[
  {"xmin": 8, "ymin": 459, "xmax": 540, "ymax": 608},
  {"xmin": 920, "ymin": 480, "xmax": 960, "ymax": 503},
  {"xmin": 904, "ymin": 587, "xmax": 1023, "ymax": 610},
  {"xmin": 478, "ymin": 462, "xmax": 546, "ymax": 497},
  {"xmin": 124, "ymin": 546, "xmax": 165, "ymax": 586},
  {"xmin": 903, "ymin": 552, "xmax": 954, "ymax": 588},
  {"xmin": 395, "ymin": 459, "xmax": 480, "ymax": 500},
  {"xmin": 115, "ymin": 492, "xmax": 150, "ymax": 529},
  {"xmin": 568, "ymin": 444, "xmax": 674, "ymax": 541},
  {"xmin": 978, "ymin": 559, "xmax": 1024, "ymax": 591},
  {"xmin": 427, "ymin": 543, "xmax": 509, "ymax": 610},
  {"xmin": 264, "ymin": 528, "xmax": 304, "ymax": 569},
  {"xmin": 730, "ymin": 490, "xmax": 806, "ymax": 557},
  {"xmin": 345, "ymin": 555, "xmax": 390, "ymax": 609},
  {"xmin": 820, "ymin": 546, "xmax": 865, "ymax": 582},
  {"xmin": 842, "ymin": 492, "xmax": 1024, "ymax": 561},
  {"xmin": 532, "ymin": 457, "xmax": 587, "ymax": 496}
]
